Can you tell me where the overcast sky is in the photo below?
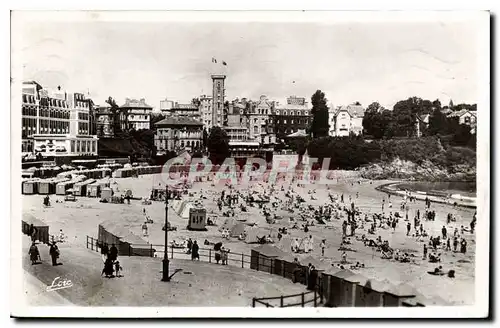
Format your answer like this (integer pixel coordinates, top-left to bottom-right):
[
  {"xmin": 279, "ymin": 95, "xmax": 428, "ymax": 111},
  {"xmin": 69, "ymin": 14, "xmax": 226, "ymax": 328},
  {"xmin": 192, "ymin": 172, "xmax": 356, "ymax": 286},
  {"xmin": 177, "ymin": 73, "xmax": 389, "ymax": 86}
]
[{"xmin": 18, "ymin": 16, "xmax": 479, "ymax": 110}]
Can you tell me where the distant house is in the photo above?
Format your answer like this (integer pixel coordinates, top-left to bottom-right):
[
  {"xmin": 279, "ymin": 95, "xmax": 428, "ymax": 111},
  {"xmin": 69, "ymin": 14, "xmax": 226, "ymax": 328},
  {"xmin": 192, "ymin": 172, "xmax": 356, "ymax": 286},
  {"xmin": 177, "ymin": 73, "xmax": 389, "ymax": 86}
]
[
  {"xmin": 121, "ymin": 98, "xmax": 153, "ymax": 130},
  {"xmin": 331, "ymin": 104, "xmax": 365, "ymax": 137},
  {"xmin": 154, "ymin": 116, "xmax": 203, "ymax": 154},
  {"xmin": 447, "ymin": 109, "xmax": 477, "ymax": 126},
  {"xmin": 415, "ymin": 114, "xmax": 430, "ymax": 138}
]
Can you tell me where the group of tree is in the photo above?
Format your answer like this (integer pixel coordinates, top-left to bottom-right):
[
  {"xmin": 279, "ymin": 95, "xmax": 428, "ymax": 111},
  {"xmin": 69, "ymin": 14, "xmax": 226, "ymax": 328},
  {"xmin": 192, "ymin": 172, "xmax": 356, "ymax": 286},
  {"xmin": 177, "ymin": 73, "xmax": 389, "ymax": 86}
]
[{"xmin": 362, "ymin": 97, "xmax": 476, "ymax": 149}]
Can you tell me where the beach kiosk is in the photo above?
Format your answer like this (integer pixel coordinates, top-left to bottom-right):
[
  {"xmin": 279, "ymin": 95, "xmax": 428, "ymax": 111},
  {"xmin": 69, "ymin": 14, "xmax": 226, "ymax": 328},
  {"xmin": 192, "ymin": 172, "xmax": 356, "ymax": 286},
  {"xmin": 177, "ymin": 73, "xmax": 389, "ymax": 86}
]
[
  {"xmin": 187, "ymin": 206, "xmax": 207, "ymax": 231},
  {"xmin": 22, "ymin": 213, "xmax": 50, "ymax": 244}
]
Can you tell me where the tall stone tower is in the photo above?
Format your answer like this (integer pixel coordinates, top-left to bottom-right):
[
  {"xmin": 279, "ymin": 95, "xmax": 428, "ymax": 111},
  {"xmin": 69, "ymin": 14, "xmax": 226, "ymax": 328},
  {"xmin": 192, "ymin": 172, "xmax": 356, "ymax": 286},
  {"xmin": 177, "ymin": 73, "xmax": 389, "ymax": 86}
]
[{"xmin": 211, "ymin": 74, "xmax": 226, "ymax": 128}]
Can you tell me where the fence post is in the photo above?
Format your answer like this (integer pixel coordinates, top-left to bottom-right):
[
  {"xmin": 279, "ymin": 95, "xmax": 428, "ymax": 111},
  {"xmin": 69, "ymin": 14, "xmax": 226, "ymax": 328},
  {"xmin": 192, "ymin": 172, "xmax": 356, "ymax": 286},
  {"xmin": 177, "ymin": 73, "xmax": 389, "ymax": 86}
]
[
  {"xmin": 209, "ymin": 249, "xmax": 212, "ymax": 263},
  {"xmin": 252, "ymin": 298, "xmax": 255, "ymax": 307},
  {"xmin": 280, "ymin": 295, "xmax": 284, "ymax": 308},
  {"xmin": 150, "ymin": 244, "xmax": 153, "ymax": 257},
  {"xmin": 129, "ymin": 245, "xmax": 131, "ymax": 256},
  {"xmin": 301, "ymin": 293, "xmax": 305, "ymax": 307},
  {"xmin": 241, "ymin": 253, "xmax": 244, "ymax": 268},
  {"xmin": 314, "ymin": 289, "xmax": 317, "ymax": 307},
  {"xmin": 86, "ymin": 236, "xmax": 88, "ymax": 250},
  {"xmin": 171, "ymin": 245, "xmax": 174, "ymax": 259}
]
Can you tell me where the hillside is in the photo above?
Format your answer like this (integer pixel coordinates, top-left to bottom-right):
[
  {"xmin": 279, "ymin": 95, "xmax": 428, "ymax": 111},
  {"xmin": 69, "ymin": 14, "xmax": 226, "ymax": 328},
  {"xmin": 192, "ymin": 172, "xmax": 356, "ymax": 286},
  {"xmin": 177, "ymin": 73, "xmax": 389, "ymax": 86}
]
[{"xmin": 307, "ymin": 136, "xmax": 476, "ymax": 182}]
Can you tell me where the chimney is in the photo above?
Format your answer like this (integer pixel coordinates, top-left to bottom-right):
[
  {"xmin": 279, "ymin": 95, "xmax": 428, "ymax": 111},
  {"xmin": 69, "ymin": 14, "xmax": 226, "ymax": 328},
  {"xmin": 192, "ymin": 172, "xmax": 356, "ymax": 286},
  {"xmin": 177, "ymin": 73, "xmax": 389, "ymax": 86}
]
[
  {"xmin": 57, "ymin": 86, "xmax": 61, "ymax": 91},
  {"xmin": 140, "ymin": 98, "xmax": 145, "ymax": 104}
]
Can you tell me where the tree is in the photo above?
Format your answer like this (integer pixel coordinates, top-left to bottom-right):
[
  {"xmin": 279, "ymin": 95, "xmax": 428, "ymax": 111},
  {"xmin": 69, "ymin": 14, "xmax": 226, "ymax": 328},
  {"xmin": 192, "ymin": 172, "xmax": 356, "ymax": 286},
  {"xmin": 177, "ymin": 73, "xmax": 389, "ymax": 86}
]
[
  {"xmin": 366, "ymin": 102, "xmax": 383, "ymax": 113},
  {"xmin": 150, "ymin": 113, "xmax": 166, "ymax": 129},
  {"xmin": 310, "ymin": 90, "xmax": 330, "ymax": 138},
  {"xmin": 202, "ymin": 128, "xmax": 209, "ymax": 149},
  {"xmin": 428, "ymin": 107, "xmax": 449, "ymax": 136},
  {"xmin": 449, "ymin": 99, "xmax": 454, "ymax": 109},
  {"xmin": 106, "ymin": 96, "xmax": 124, "ymax": 136},
  {"xmin": 207, "ymin": 126, "xmax": 230, "ymax": 165}
]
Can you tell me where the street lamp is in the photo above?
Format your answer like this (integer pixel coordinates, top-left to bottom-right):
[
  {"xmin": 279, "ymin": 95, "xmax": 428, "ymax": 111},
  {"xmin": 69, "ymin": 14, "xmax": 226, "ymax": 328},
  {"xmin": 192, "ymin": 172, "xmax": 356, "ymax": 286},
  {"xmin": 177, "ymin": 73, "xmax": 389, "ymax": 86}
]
[{"xmin": 161, "ymin": 185, "xmax": 170, "ymax": 282}]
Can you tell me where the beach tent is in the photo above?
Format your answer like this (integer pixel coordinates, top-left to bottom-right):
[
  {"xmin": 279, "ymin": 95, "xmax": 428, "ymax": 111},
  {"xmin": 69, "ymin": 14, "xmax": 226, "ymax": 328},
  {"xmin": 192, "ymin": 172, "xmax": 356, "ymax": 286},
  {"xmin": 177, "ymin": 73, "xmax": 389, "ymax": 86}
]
[
  {"xmin": 321, "ymin": 269, "xmax": 356, "ymax": 307},
  {"xmin": 384, "ymin": 282, "xmax": 419, "ymax": 307},
  {"xmin": 301, "ymin": 255, "xmax": 327, "ymax": 271},
  {"xmin": 230, "ymin": 222, "xmax": 246, "ymax": 237},
  {"xmin": 98, "ymin": 220, "xmax": 154, "ymax": 257},
  {"xmin": 355, "ymin": 279, "xmax": 394, "ymax": 307},
  {"xmin": 22, "ymin": 213, "xmax": 50, "ymax": 245},
  {"xmin": 343, "ymin": 273, "xmax": 369, "ymax": 307},
  {"xmin": 250, "ymin": 244, "xmax": 287, "ymax": 274},
  {"xmin": 219, "ymin": 218, "xmax": 238, "ymax": 232},
  {"xmin": 245, "ymin": 227, "xmax": 270, "ymax": 244}
]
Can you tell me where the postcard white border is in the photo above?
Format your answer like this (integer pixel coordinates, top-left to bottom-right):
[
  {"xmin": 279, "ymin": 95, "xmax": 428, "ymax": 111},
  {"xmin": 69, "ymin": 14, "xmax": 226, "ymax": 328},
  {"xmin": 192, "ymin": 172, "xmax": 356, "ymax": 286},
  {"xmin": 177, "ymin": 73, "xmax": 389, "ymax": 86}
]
[{"xmin": 8, "ymin": 9, "xmax": 490, "ymax": 319}]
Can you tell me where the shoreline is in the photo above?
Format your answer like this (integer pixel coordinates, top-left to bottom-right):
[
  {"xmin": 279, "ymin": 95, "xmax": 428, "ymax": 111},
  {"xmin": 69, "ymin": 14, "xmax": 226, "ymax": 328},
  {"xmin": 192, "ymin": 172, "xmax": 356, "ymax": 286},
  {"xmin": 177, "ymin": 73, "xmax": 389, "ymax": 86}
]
[{"xmin": 375, "ymin": 182, "xmax": 476, "ymax": 209}]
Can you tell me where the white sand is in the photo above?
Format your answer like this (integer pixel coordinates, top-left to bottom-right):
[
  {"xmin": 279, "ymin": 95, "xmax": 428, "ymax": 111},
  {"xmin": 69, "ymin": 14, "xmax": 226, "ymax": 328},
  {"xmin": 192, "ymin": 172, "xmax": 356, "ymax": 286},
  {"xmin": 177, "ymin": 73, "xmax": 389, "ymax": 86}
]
[{"xmin": 22, "ymin": 173, "xmax": 476, "ymax": 305}]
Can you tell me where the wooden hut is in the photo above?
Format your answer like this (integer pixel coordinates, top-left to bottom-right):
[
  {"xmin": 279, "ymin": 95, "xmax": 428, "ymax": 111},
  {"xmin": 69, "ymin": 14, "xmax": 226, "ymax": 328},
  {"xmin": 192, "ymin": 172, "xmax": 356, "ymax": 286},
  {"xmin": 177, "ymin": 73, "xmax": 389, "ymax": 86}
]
[
  {"xmin": 98, "ymin": 220, "xmax": 154, "ymax": 257},
  {"xmin": 250, "ymin": 244, "xmax": 287, "ymax": 274},
  {"xmin": 321, "ymin": 269, "xmax": 356, "ymax": 307},
  {"xmin": 22, "ymin": 213, "xmax": 50, "ymax": 244},
  {"xmin": 56, "ymin": 181, "xmax": 75, "ymax": 195},
  {"xmin": 22, "ymin": 179, "xmax": 39, "ymax": 195},
  {"xmin": 87, "ymin": 182, "xmax": 101, "ymax": 198},
  {"xmin": 343, "ymin": 273, "xmax": 369, "ymax": 307},
  {"xmin": 101, "ymin": 187, "xmax": 113, "ymax": 202},
  {"xmin": 355, "ymin": 279, "xmax": 393, "ymax": 307},
  {"xmin": 187, "ymin": 207, "xmax": 207, "ymax": 231},
  {"xmin": 73, "ymin": 179, "xmax": 96, "ymax": 196},
  {"xmin": 384, "ymin": 282, "xmax": 419, "ymax": 307},
  {"xmin": 273, "ymin": 254, "xmax": 297, "ymax": 280}
]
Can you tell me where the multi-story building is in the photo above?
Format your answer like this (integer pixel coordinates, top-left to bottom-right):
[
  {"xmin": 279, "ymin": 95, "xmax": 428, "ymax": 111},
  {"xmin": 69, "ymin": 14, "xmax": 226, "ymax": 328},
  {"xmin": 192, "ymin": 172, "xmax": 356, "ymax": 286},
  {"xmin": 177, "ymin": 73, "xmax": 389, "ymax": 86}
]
[
  {"xmin": 67, "ymin": 92, "xmax": 91, "ymax": 136},
  {"xmin": 170, "ymin": 102, "xmax": 200, "ymax": 119},
  {"xmin": 332, "ymin": 104, "xmax": 365, "ymax": 137},
  {"xmin": 22, "ymin": 81, "xmax": 98, "ymax": 157},
  {"xmin": 159, "ymin": 97, "xmax": 175, "ymax": 114},
  {"xmin": 95, "ymin": 103, "xmax": 115, "ymax": 138},
  {"xmin": 272, "ymin": 96, "xmax": 311, "ymax": 141},
  {"xmin": 154, "ymin": 116, "xmax": 203, "ymax": 154},
  {"xmin": 22, "ymin": 81, "xmax": 43, "ymax": 154},
  {"xmin": 223, "ymin": 105, "xmax": 249, "ymax": 142},
  {"xmin": 211, "ymin": 75, "xmax": 226, "ymax": 128},
  {"xmin": 247, "ymin": 95, "xmax": 276, "ymax": 145},
  {"xmin": 199, "ymin": 94, "xmax": 213, "ymax": 130},
  {"xmin": 121, "ymin": 98, "xmax": 153, "ymax": 130}
]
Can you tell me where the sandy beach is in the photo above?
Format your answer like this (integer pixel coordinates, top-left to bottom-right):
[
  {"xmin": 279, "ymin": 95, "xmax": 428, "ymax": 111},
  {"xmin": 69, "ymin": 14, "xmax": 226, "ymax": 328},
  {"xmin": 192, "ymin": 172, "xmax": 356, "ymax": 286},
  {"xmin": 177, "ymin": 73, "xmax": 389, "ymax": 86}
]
[{"xmin": 22, "ymin": 172, "xmax": 476, "ymax": 305}]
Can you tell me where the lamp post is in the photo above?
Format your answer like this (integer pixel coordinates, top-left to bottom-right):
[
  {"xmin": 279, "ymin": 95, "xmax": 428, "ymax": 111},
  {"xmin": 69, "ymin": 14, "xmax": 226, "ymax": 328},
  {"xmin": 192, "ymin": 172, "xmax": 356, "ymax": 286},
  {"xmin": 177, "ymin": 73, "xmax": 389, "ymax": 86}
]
[{"xmin": 161, "ymin": 185, "xmax": 170, "ymax": 281}]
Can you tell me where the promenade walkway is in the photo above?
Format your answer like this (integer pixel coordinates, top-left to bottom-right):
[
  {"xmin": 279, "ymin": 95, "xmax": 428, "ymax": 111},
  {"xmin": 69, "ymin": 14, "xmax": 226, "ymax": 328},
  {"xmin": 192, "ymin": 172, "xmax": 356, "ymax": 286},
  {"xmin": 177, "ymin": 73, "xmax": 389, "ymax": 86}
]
[{"xmin": 22, "ymin": 236, "xmax": 308, "ymax": 306}]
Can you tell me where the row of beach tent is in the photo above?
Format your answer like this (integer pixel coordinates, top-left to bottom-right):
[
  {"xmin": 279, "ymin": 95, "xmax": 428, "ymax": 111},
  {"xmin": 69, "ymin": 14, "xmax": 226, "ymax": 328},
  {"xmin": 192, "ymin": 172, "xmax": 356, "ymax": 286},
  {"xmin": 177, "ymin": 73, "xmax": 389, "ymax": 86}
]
[
  {"xmin": 113, "ymin": 165, "xmax": 163, "ymax": 178},
  {"xmin": 250, "ymin": 244, "xmax": 446, "ymax": 307}
]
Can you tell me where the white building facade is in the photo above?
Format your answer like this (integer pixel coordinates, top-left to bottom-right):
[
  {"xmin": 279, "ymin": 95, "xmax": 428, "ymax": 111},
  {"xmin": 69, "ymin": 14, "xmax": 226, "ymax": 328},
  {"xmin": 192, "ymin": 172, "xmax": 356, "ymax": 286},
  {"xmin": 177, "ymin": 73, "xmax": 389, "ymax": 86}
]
[
  {"xmin": 332, "ymin": 104, "xmax": 365, "ymax": 137},
  {"xmin": 121, "ymin": 98, "xmax": 153, "ymax": 130}
]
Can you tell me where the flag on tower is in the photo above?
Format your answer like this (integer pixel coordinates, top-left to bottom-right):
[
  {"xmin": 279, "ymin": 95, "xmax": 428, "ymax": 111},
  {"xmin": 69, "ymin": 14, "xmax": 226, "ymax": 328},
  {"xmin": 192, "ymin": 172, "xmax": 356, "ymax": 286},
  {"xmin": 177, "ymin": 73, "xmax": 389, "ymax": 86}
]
[
  {"xmin": 222, "ymin": 61, "xmax": 227, "ymax": 66},
  {"xmin": 212, "ymin": 57, "xmax": 217, "ymax": 63}
]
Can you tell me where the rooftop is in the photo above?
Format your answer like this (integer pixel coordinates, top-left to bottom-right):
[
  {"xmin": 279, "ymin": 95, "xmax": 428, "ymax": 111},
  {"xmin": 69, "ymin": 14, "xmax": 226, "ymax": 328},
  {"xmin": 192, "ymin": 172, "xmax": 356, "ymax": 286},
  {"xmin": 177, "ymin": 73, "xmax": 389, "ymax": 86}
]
[
  {"xmin": 121, "ymin": 98, "xmax": 153, "ymax": 109},
  {"xmin": 155, "ymin": 116, "xmax": 203, "ymax": 127}
]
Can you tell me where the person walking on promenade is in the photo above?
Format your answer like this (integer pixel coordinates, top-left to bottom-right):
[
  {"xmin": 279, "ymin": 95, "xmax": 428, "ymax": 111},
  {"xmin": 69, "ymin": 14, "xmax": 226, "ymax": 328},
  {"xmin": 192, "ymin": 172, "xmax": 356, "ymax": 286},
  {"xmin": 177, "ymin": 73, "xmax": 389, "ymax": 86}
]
[
  {"xmin": 423, "ymin": 244, "xmax": 428, "ymax": 260},
  {"xmin": 109, "ymin": 244, "xmax": 118, "ymax": 261},
  {"xmin": 99, "ymin": 241, "xmax": 109, "ymax": 262},
  {"xmin": 191, "ymin": 240, "xmax": 200, "ymax": 260},
  {"xmin": 187, "ymin": 238, "xmax": 193, "ymax": 254},
  {"xmin": 28, "ymin": 242, "xmax": 40, "ymax": 265},
  {"xmin": 442, "ymin": 226, "xmax": 447, "ymax": 239},
  {"xmin": 406, "ymin": 222, "xmax": 411, "ymax": 236},
  {"xmin": 49, "ymin": 242, "xmax": 60, "ymax": 266}
]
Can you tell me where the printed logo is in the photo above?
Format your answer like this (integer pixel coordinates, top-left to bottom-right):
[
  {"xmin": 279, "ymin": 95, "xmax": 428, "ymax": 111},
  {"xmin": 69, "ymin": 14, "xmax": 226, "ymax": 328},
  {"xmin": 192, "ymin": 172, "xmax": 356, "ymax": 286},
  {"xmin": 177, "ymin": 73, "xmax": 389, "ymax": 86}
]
[{"xmin": 46, "ymin": 277, "xmax": 73, "ymax": 292}]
